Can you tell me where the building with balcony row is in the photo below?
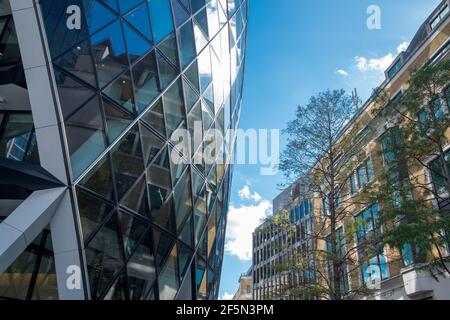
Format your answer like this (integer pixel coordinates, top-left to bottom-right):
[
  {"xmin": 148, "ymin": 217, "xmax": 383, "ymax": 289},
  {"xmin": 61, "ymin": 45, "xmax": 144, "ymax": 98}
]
[{"xmin": 253, "ymin": 0, "xmax": 450, "ymax": 300}]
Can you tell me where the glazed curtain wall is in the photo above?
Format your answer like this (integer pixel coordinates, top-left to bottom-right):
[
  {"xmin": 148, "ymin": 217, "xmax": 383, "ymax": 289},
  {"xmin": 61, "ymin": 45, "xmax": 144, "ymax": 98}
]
[{"xmin": 38, "ymin": 0, "xmax": 248, "ymax": 300}]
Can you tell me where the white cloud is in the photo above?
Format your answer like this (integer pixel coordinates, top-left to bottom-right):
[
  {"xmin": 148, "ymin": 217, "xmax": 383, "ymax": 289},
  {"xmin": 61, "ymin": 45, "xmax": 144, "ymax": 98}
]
[
  {"xmin": 238, "ymin": 185, "xmax": 263, "ymax": 202},
  {"xmin": 238, "ymin": 185, "xmax": 251, "ymax": 200},
  {"xmin": 225, "ymin": 185, "xmax": 272, "ymax": 261},
  {"xmin": 220, "ymin": 292, "xmax": 234, "ymax": 300},
  {"xmin": 354, "ymin": 53, "xmax": 395, "ymax": 73},
  {"xmin": 336, "ymin": 69, "xmax": 349, "ymax": 76},
  {"xmin": 354, "ymin": 41, "xmax": 410, "ymax": 74},
  {"xmin": 397, "ymin": 41, "xmax": 410, "ymax": 54},
  {"xmin": 251, "ymin": 192, "xmax": 262, "ymax": 202}
]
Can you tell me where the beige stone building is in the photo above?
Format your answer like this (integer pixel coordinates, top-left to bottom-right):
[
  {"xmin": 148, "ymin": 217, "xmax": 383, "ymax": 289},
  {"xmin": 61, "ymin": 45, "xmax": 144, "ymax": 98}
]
[
  {"xmin": 232, "ymin": 268, "xmax": 253, "ymax": 300},
  {"xmin": 253, "ymin": 0, "xmax": 450, "ymax": 300}
]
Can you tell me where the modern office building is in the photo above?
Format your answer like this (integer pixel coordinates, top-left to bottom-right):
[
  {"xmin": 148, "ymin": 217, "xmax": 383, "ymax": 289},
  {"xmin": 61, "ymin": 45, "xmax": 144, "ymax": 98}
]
[
  {"xmin": 252, "ymin": 188, "xmax": 316, "ymax": 300},
  {"xmin": 254, "ymin": 0, "xmax": 450, "ymax": 300},
  {"xmin": 0, "ymin": 0, "xmax": 248, "ymax": 300}
]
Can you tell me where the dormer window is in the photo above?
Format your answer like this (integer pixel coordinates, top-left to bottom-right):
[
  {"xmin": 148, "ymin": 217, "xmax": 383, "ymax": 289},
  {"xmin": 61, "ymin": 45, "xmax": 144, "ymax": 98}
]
[
  {"xmin": 387, "ymin": 58, "xmax": 403, "ymax": 79},
  {"xmin": 430, "ymin": 5, "xmax": 449, "ymax": 30}
]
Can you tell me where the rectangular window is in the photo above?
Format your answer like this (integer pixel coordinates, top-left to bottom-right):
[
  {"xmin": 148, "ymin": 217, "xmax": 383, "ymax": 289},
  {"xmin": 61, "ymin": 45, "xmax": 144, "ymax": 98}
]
[
  {"xmin": 325, "ymin": 228, "xmax": 349, "ymax": 295},
  {"xmin": 429, "ymin": 151, "xmax": 450, "ymax": 195},
  {"xmin": 387, "ymin": 59, "xmax": 402, "ymax": 78},
  {"xmin": 350, "ymin": 173, "xmax": 358, "ymax": 195},
  {"xmin": 349, "ymin": 158, "xmax": 374, "ymax": 194},
  {"xmin": 355, "ymin": 204, "xmax": 389, "ymax": 285},
  {"xmin": 430, "ymin": 5, "xmax": 449, "ymax": 30},
  {"xmin": 381, "ymin": 128, "xmax": 401, "ymax": 164}
]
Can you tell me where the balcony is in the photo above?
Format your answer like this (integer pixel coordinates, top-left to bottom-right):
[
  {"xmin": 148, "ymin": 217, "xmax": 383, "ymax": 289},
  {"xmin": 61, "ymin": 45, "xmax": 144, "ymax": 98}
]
[{"xmin": 401, "ymin": 264, "xmax": 434, "ymax": 297}]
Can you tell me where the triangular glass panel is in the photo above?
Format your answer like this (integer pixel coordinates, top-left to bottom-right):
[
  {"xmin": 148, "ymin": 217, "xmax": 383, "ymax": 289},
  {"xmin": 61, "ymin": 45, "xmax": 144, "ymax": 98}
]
[
  {"xmin": 176, "ymin": 263, "xmax": 193, "ymax": 300},
  {"xmin": 157, "ymin": 32, "xmax": 180, "ymax": 69},
  {"xmin": 85, "ymin": 212, "xmax": 124, "ymax": 299},
  {"xmin": 79, "ymin": 153, "xmax": 115, "ymax": 201},
  {"xmin": 173, "ymin": 169, "xmax": 193, "ymax": 233},
  {"xmin": 111, "ymin": 124, "xmax": 145, "ymax": 199},
  {"xmin": 177, "ymin": 244, "xmax": 193, "ymax": 279},
  {"xmin": 150, "ymin": 195, "xmax": 176, "ymax": 234},
  {"xmin": 102, "ymin": 96, "xmax": 134, "ymax": 144},
  {"xmin": 188, "ymin": 101, "xmax": 203, "ymax": 157},
  {"xmin": 54, "ymin": 69, "xmax": 96, "ymax": 120},
  {"xmin": 142, "ymin": 98, "xmax": 166, "ymax": 138},
  {"xmin": 90, "ymin": 20, "xmax": 128, "ymax": 88},
  {"xmin": 179, "ymin": 213, "xmax": 193, "ymax": 247},
  {"xmin": 123, "ymin": 21, "xmax": 152, "ymax": 64},
  {"xmin": 171, "ymin": 0, "xmax": 190, "ymax": 28},
  {"xmin": 53, "ymin": 38, "xmax": 98, "ymax": 88},
  {"xmin": 158, "ymin": 245, "xmax": 179, "ymax": 300},
  {"xmin": 179, "ymin": 0, "xmax": 191, "ymax": 13},
  {"xmin": 127, "ymin": 229, "xmax": 157, "ymax": 300},
  {"xmin": 76, "ymin": 188, "xmax": 114, "ymax": 242},
  {"xmin": 117, "ymin": 210, "xmax": 149, "ymax": 257},
  {"xmin": 156, "ymin": 49, "xmax": 178, "ymax": 91},
  {"xmin": 153, "ymin": 228, "xmax": 175, "ymax": 268},
  {"xmin": 117, "ymin": 0, "xmax": 143, "ymax": 14},
  {"xmin": 65, "ymin": 96, "xmax": 107, "ymax": 178},
  {"xmin": 169, "ymin": 146, "xmax": 187, "ymax": 187},
  {"xmin": 193, "ymin": 19, "xmax": 208, "ymax": 54},
  {"xmin": 99, "ymin": 0, "xmax": 120, "ymax": 12},
  {"xmin": 195, "ymin": 256, "xmax": 207, "ymax": 299},
  {"xmin": 198, "ymin": 46, "xmax": 212, "ymax": 94},
  {"xmin": 190, "ymin": 0, "xmax": 205, "ymax": 14},
  {"xmin": 132, "ymin": 50, "xmax": 161, "ymax": 114},
  {"xmin": 149, "ymin": 0, "xmax": 175, "ymax": 44},
  {"xmin": 184, "ymin": 60, "xmax": 200, "ymax": 92},
  {"xmin": 194, "ymin": 8, "xmax": 209, "ymax": 39},
  {"xmin": 203, "ymin": 84, "xmax": 215, "ymax": 113},
  {"xmin": 121, "ymin": 176, "xmax": 149, "ymax": 217},
  {"xmin": 177, "ymin": 20, "xmax": 196, "ymax": 69},
  {"xmin": 83, "ymin": 0, "xmax": 118, "ymax": 35},
  {"xmin": 194, "ymin": 194, "xmax": 207, "ymax": 244},
  {"xmin": 191, "ymin": 168, "xmax": 205, "ymax": 201},
  {"xmin": 140, "ymin": 123, "xmax": 165, "ymax": 166},
  {"xmin": 147, "ymin": 147, "xmax": 172, "ymax": 208},
  {"xmin": 124, "ymin": 3, "xmax": 153, "ymax": 42},
  {"xmin": 183, "ymin": 79, "xmax": 200, "ymax": 113},
  {"xmin": 104, "ymin": 272, "xmax": 128, "ymax": 300},
  {"xmin": 163, "ymin": 78, "xmax": 186, "ymax": 137},
  {"xmin": 201, "ymin": 101, "xmax": 213, "ymax": 130},
  {"xmin": 103, "ymin": 70, "xmax": 136, "ymax": 114}
]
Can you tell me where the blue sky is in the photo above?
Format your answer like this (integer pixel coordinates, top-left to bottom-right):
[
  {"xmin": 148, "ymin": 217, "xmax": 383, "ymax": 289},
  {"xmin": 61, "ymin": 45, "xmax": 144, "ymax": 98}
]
[{"xmin": 219, "ymin": 0, "xmax": 442, "ymax": 299}]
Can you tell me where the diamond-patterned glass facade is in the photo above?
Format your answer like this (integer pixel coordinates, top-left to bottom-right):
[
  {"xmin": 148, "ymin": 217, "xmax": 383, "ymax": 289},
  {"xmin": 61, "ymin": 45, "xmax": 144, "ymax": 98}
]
[{"xmin": 37, "ymin": 0, "xmax": 248, "ymax": 300}]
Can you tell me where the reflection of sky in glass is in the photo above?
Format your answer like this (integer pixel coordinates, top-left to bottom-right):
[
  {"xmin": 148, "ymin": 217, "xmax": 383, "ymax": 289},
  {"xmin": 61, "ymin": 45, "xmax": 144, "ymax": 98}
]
[
  {"xmin": 91, "ymin": 20, "xmax": 126, "ymax": 57},
  {"xmin": 149, "ymin": 0, "xmax": 174, "ymax": 44},
  {"xmin": 84, "ymin": 0, "xmax": 116, "ymax": 35},
  {"xmin": 123, "ymin": 23, "xmax": 152, "ymax": 60},
  {"xmin": 125, "ymin": 4, "xmax": 152, "ymax": 41}
]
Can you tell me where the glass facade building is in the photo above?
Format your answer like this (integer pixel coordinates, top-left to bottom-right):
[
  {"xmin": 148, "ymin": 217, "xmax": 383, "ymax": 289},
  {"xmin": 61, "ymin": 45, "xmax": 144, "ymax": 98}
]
[{"xmin": 0, "ymin": 0, "xmax": 248, "ymax": 300}]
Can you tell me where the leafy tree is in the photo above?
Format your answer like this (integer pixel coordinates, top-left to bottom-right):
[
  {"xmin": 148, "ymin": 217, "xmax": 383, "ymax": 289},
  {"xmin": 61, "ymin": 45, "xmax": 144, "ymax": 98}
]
[{"xmin": 278, "ymin": 89, "xmax": 377, "ymax": 300}]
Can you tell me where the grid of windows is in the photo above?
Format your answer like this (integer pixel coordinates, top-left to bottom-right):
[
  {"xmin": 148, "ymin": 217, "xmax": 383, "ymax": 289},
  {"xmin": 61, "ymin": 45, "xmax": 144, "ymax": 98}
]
[
  {"xmin": 38, "ymin": 0, "xmax": 248, "ymax": 300},
  {"xmin": 354, "ymin": 204, "xmax": 390, "ymax": 286}
]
